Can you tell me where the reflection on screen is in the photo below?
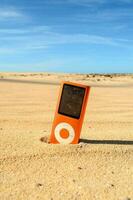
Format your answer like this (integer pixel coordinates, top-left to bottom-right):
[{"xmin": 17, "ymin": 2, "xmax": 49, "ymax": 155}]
[{"xmin": 58, "ymin": 84, "xmax": 85, "ymax": 119}]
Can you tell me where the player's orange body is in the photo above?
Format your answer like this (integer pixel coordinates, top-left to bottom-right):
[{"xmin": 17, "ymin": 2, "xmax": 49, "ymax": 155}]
[{"xmin": 50, "ymin": 81, "xmax": 90, "ymax": 144}]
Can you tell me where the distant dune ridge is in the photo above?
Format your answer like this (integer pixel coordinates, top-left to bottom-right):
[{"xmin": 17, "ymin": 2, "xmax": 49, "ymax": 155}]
[
  {"xmin": 0, "ymin": 72, "xmax": 133, "ymax": 87},
  {"xmin": 0, "ymin": 73, "xmax": 133, "ymax": 200}
]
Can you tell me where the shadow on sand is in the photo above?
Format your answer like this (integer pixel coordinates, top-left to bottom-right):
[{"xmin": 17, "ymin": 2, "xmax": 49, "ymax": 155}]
[{"xmin": 79, "ymin": 139, "xmax": 133, "ymax": 145}]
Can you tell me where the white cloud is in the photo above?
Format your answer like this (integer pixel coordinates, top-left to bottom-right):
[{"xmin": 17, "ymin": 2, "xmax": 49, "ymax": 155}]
[
  {"xmin": 48, "ymin": 0, "xmax": 133, "ymax": 6},
  {"xmin": 0, "ymin": 26, "xmax": 50, "ymax": 34},
  {"xmin": 0, "ymin": 26, "xmax": 132, "ymax": 55},
  {"xmin": 47, "ymin": 33, "xmax": 118, "ymax": 46},
  {"xmin": 0, "ymin": 26, "xmax": 118, "ymax": 45},
  {"xmin": 0, "ymin": 7, "xmax": 26, "ymax": 21}
]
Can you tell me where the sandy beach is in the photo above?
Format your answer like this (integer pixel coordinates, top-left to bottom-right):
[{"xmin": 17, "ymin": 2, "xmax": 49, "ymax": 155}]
[{"xmin": 0, "ymin": 73, "xmax": 133, "ymax": 200}]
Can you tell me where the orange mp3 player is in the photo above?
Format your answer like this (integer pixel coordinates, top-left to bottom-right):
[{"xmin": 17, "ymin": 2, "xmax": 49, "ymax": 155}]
[{"xmin": 50, "ymin": 81, "xmax": 90, "ymax": 144}]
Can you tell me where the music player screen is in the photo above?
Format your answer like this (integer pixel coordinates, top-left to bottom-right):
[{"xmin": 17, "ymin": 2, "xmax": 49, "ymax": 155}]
[{"xmin": 58, "ymin": 84, "xmax": 85, "ymax": 119}]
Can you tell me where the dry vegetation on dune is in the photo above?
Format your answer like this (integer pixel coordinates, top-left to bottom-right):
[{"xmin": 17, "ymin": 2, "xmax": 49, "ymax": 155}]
[
  {"xmin": 0, "ymin": 73, "xmax": 133, "ymax": 89},
  {"xmin": 0, "ymin": 73, "xmax": 133, "ymax": 200}
]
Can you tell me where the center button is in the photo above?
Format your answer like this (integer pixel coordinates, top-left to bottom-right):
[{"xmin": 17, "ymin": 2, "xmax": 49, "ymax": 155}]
[{"xmin": 60, "ymin": 128, "xmax": 69, "ymax": 139}]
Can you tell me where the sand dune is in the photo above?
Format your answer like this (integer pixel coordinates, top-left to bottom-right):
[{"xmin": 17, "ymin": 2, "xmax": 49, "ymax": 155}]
[{"xmin": 0, "ymin": 73, "xmax": 133, "ymax": 200}]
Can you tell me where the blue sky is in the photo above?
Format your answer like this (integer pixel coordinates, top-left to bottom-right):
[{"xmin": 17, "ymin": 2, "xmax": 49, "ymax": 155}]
[{"xmin": 0, "ymin": 0, "xmax": 133, "ymax": 73}]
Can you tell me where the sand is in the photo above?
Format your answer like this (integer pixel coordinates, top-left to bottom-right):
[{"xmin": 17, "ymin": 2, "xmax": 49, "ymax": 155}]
[{"xmin": 0, "ymin": 73, "xmax": 133, "ymax": 200}]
